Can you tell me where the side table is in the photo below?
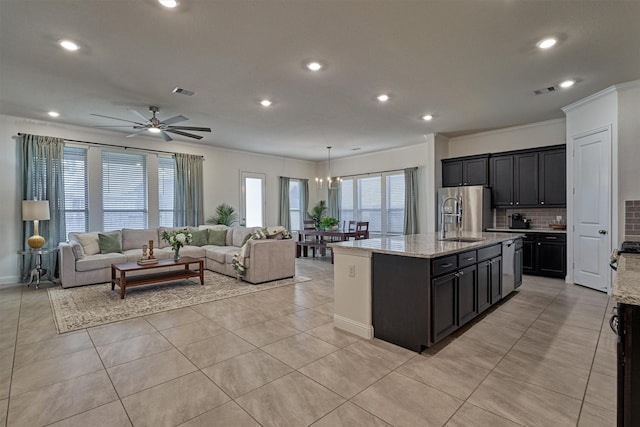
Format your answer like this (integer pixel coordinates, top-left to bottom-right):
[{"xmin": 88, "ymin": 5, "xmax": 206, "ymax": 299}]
[{"xmin": 17, "ymin": 247, "xmax": 58, "ymax": 289}]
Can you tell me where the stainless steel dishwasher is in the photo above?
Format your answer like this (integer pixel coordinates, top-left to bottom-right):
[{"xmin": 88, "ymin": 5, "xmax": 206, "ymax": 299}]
[{"xmin": 502, "ymin": 239, "xmax": 515, "ymax": 296}]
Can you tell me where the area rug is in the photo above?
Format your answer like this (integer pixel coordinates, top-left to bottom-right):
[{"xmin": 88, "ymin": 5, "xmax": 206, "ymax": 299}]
[{"xmin": 48, "ymin": 271, "xmax": 310, "ymax": 333}]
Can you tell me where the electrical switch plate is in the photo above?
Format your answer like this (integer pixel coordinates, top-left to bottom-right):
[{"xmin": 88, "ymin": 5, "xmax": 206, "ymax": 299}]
[{"xmin": 348, "ymin": 265, "xmax": 356, "ymax": 277}]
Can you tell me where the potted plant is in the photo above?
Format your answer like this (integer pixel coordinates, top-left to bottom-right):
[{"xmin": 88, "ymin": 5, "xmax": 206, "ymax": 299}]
[
  {"xmin": 320, "ymin": 217, "xmax": 340, "ymax": 231},
  {"xmin": 206, "ymin": 203, "xmax": 238, "ymax": 226},
  {"xmin": 307, "ymin": 200, "xmax": 327, "ymax": 230}
]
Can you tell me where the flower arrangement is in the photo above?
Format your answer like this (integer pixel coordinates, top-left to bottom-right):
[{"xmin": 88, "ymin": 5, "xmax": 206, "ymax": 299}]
[{"xmin": 161, "ymin": 229, "xmax": 192, "ymax": 261}]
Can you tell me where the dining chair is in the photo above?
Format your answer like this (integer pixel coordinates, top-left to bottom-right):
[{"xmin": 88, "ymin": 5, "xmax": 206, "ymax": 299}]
[
  {"xmin": 355, "ymin": 221, "xmax": 369, "ymax": 240},
  {"xmin": 347, "ymin": 220, "xmax": 357, "ymax": 232},
  {"xmin": 302, "ymin": 219, "xmax": 318, "ymax": 256}
]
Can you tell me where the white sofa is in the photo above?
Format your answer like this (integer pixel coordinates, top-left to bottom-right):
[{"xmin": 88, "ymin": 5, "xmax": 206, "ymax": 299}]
[{"xmin": 59, "ymin": 226, "xmax": 295, "ymax": 288}]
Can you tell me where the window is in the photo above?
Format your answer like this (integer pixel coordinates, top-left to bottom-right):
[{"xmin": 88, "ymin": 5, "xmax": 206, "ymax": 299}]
[
  {"xmin": 158, "ymin": 156, "xmax": 175, "ymax": 227},
  {"xmin": 289, "ymin": 179, "xmax": 302, "ymax": 231},
  {"xmin": 339, "ymin": 172, "xmax": 405, "ymax": 236},
  {"xmin": 63, "ymin": 147, "xmax": 88, "ymax": 238},
  {"xmin": 386, "ymin": 173, "xmax": 405, "ymax": 235},
  {"xmin": 102, "ymin": 151, "xmax": 147, "ymax": 230},
  {"xmin": 241, "ymin": 172, "xmax": 265, "ymax": 227}
]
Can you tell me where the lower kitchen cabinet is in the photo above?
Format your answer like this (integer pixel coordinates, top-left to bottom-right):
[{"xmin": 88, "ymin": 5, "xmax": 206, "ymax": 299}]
[
  {"xmin": 520, "ymin": 232, "xmax": 566, "ymax": 278},
  {"xmin": 477, "ymin": 260, "xmax": 492, "ymax": 313},
  {"xmin": 431, "ymin": 273, "xmax": 458, "ymax": 344},
  {"xmin": 490, "ymin": 256, "xmax": 502, "ymax": 304},
  {"xmin": 457, "ymin": 265, "xmax": 478, "ymax": 326}
]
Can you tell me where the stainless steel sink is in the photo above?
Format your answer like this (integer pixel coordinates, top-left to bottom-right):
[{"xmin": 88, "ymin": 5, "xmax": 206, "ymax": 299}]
[{"xmin": 438, "ymin": 237, "xmax": 485, "ymax": 243}]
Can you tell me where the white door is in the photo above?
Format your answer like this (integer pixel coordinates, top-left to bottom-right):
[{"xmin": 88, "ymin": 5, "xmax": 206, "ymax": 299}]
[{"xmin": 572, "ymin": 128, "xmax": 611, "ymax": 292}]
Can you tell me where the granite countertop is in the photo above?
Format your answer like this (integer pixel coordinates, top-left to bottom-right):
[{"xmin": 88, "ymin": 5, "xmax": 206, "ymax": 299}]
[
  {"xmin": 612, "ymin": 253, "xmax": 640, "ymax": 305},
  {"xmin": 486, "ymin": 227, "xmax": 567, "ymax": 234},
  {"xmin": 329, "ymin": 232, "xmax": 523, "ymax": 259}
]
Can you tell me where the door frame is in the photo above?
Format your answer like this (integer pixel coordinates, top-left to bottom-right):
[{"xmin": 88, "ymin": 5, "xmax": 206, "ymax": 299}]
[{"xmin": 566, "ymin": 124, "xmax": 618, "ymax": 290}]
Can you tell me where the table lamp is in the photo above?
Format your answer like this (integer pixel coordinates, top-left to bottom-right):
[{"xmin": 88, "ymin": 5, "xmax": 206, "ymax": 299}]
[{"xmin": 22, "ymin": 200, "xmax": 50, "ymax": 249}]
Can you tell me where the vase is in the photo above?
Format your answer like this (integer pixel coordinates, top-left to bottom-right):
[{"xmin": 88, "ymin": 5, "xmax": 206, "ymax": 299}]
[{"xmin": 173, "ymin": 247, "xmax": 180, "ymax": 261}]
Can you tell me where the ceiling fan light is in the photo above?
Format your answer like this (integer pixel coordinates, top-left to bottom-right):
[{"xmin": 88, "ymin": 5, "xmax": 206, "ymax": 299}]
[{"xmin": 148, "ymin": 127, "xmax": 161, "ymax": 133}]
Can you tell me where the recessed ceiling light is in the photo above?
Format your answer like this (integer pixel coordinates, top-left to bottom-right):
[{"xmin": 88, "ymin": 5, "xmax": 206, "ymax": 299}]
[
  {"xmin": 537, "ymin": 37, "xmax": 557, "ymax": 49},
  {"xmin": 377, "ymin": 94, "xmax": 390, "ymax": 102},
  {"xmin": 305, "ymin": 61, "xmax": 324, "ymax": 72},
  {"xmin": 158, "ymin": 0, "xmax": 178, "ymax": 8},
  {"xmin": 421, "ymin": 114, "xmax": 433, "ymax": 121},
  {"xmin": 260, "ymin": 99, "xmax": 273, "ymax": 107},
  {"xmin": 59, "ymin": 39, "xmax": 79, "ymax": 51},
  {"xmin": 560, "ymin": 79, "xmax": 575, "ymax": 88},
  {"xmin": 148, "ymin": 127, "xmax": 161, "ymax": 133},
  {"xmin": 47, "ymin": 111, "xmax": 60, "ymax": 117}
]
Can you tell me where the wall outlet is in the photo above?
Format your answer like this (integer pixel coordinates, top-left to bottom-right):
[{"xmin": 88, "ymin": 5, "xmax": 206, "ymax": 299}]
[{"xmin": 348, "ymin": 265, "xmax": 356, "ymax": 277}]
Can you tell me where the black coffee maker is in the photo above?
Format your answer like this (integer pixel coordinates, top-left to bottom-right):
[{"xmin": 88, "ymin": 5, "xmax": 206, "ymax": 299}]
[{"xmin": 510, "ymin": 213, "xmax": 530, "ymax": 229}]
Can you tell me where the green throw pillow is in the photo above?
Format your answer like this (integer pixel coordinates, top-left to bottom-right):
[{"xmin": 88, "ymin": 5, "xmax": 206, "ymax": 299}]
[
  {"xmin": 98, "ymin": 233, "xmax": 122, "ymax": 254},
  {"xmin": 191, "ymin": 229, "xmax": 208, "ymax": 247},
  {"xmin": 241, "ymin": 232, "xmax": 253, "ymax": 247},
  {"xmin": 208, "ymin": 229, "xmax": 227, "ymax": 246}
]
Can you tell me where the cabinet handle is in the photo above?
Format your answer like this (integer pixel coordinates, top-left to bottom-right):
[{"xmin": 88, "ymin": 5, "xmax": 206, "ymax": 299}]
[
  {"xmin": 463, "ymin": 182, "xmax": 467, "ymax": 185},
  {"xmin": 541, "ymin": 201, "xmax": 545, "ymax": 205},
  {"xmin": 545, "ymin": 236, "xmax": 557, "ymax": 240},
  {"xmin": 441, "ymin": 263, "xmax": 453, "ymax": 268},
  {"xmin": 464, "ymin": 257, "xmax": 474, "ymax": 261},
  {"xmin": 538, "ymin": 242, "xmax": 541, "ymax": 246},
  {"xmin": 516, "ymin": 202, "xmax": 520, "ymax": 205},
  {"xmin": 510, "ymin": 202, "xmax": 513, "ymax": 205},
  {"xmin": 458, "ymin": 270, "xmax": 464, "ymax": 276}
]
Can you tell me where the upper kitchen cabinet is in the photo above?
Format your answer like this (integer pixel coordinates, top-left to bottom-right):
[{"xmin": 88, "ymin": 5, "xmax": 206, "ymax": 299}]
[
  {"xmin": 538, "ymin": 148, "xmax": 566, "ymax": 206},
  {"xmin": 490, "ymin": 145, "xmax": 566, "ymax": 208},
  {"xmin": 442, "ymin": 154, "xmax": 489, "ymax": 187}
]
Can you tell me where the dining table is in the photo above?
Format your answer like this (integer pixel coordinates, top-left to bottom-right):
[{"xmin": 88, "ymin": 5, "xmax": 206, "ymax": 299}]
[{"xmin": 296, "ymin": 228, "xmax": 369, "ymax": 262}]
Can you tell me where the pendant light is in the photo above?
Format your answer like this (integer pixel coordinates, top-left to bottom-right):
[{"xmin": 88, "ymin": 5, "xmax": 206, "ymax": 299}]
[{"xmin": 316, "ymin": 146, "xmax": 341, "ymax": 189}]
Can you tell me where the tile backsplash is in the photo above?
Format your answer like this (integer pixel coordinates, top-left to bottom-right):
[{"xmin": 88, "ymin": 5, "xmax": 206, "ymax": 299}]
[
  {"xmin": 626, "ymin": 200, "xmax": 640, "ymax": 240},
  {"xmin": 494, "ymin": 207, "xmax": 566, "ymax": 229}
]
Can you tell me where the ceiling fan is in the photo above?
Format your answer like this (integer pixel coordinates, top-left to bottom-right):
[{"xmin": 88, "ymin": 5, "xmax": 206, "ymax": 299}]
[{"xmin": 90, "ymin": 106, "xmax": 212, "ymax": 141}]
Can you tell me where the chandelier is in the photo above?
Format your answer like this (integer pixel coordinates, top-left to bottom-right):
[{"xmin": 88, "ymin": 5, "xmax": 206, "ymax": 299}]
[{"xmin": 316, "ymin": 146, "xmax": 341, "ymax": 190}]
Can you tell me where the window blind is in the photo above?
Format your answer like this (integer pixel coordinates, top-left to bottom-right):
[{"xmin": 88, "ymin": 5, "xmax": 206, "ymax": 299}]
[
  {"xmin": 289, "ymin": 179, "xmax": 301, "ymax": 231},
  {"xmin": 102, "ymin": 151, "xmax": 147, "ymax": 230},
  {"xmin": 63, "ymin": 146, "xmax": 88, "ymax": 237},
  {"xmin": 386, "ymin": 173, "xmax": 405, "ymax": 235}
]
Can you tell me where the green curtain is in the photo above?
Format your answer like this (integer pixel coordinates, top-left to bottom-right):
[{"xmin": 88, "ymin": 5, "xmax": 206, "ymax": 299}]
[
  {"xmin": 328, "ymin": 186, "xmax": 340, "ymax": 219},
  {"xmin": 404, "ymin": 167, "xmax": 419, "ymax": 235},
  {"xmin": 278, "ymin": 177, "xmax": 291, "ymax": 230},
  {"xmin": 301, "ymin": 179, "xmax": 309, "ymax": 221},
  {"xmin": 19, "ymin": 134, "xmax": 66, "ymax": 279},
  {"xmin": 174, "ymin": 153, "xmax": 204, "ymax": 227}
]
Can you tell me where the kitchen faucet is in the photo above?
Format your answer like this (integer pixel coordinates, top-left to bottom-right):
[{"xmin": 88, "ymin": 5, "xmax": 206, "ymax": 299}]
[{"xmin": 440, "ymin": 196, "xmax": 463, "ymax": 239}]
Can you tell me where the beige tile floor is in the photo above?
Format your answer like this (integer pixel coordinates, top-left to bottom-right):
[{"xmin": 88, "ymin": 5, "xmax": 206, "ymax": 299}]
[{"xmin": 0, "ymin": 258, "xmax": 617, "ymax": 426}]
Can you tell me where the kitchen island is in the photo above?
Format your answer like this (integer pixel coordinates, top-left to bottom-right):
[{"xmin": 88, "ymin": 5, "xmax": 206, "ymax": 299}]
[{"xmin": 329, "ymin": 232, "xmax": 522, "ymax": 352}]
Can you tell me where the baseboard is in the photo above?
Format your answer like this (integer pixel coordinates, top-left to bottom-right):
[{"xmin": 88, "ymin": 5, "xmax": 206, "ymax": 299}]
[
  {"xmin": 333, "ymin": 314, "xmax": 374, "ymax": 340},
  {"xmin": 0, "ymin": 275, "xmax": 20, "ymax": 287}
]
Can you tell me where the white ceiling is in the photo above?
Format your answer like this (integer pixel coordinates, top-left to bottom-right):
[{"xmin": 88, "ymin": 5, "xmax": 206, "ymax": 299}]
[{"xmin": 1, "ymin": 0, "xmax": 639, "ymax": 161}]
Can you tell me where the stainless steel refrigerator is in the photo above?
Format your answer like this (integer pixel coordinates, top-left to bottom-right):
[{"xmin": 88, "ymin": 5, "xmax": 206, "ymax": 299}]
[{"xmin": 437, "ymin": 186, "xmax": 492, "ymax": 234}]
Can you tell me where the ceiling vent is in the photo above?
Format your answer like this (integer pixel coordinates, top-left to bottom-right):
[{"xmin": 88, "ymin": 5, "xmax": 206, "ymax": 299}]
[
  {"xmin": 172, "ymin": 87, "xmax": 194, "ymax": 96},
  {"xmin": 533, "ymin": 86, "xmax": 559, "ymax": 95}
]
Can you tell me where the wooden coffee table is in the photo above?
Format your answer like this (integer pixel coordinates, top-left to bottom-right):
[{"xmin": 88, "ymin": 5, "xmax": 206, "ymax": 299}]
[{"xmin": 111, "ymin": 257, "xmax": 204, "ymax": 299}]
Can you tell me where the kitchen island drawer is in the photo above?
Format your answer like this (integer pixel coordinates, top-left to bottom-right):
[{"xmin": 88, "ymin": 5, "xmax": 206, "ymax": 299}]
[
  {"xmin": 432, "ymin": 255, "xmax": 458, "ymax": 277},
  {"xmin": 477, "ymin": 244, "xmax": 501, "ymax": 261},
  {"xmin": 458, "ymin": 250, "xmax": 477, "ymax": 267}
]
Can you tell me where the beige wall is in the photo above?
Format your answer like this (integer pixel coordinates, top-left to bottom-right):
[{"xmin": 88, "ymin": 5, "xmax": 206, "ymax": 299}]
[
  {"xmin": 617, "ymin": 82, "xmax": 640, "ymax": 241},
  {"xmin": 447, "ymin": 118, "xmax": 566, "ymax": 158}
]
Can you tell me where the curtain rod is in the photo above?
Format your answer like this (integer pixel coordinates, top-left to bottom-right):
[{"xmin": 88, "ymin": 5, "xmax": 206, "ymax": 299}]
[
  {"xmin": 338, "ymin": 166, "xmax": 418, "ymax": 180},
  {"xmin": 17, "ymin": 133, "xmax": 204, "ymax": 159}
]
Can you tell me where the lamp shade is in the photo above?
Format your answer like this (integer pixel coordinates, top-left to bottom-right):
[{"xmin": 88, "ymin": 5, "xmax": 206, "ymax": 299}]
[{"xmin": 22, "ymin": 200, "xmax": 50, "ymax": 221}]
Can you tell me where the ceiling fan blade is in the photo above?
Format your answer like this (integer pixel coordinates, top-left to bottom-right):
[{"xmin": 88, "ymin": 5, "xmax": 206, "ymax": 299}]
[
  {"xmin": 166, "ymin": 126, "xmax": 212, "ymax": 132},
  {"xmin": 126, "ymin": 129, "xmax": 148, "ymax": 138},
  {"xmin": 162, "ymin": 115, "xmax": 188, "ymax": 125},
  {"xmin": 160, "ymin": 131, "xmax": 173, "ymax": 142},
  {"xmin": 90, "ymin": 113, "xmax": 145, "ymax": 125},
  {"xmin": 91, "ymin": 125, "xmax": 138, "ymax": 128},
  {"xmin": 129, "ymin": 109, "xmax": 151, "ymax": 123},
  {"xmin": 165, "ymin": 129, "xmax": 204, "ymax": 140}
]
